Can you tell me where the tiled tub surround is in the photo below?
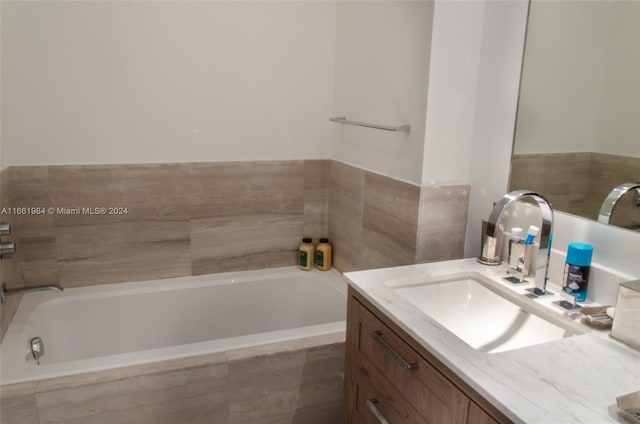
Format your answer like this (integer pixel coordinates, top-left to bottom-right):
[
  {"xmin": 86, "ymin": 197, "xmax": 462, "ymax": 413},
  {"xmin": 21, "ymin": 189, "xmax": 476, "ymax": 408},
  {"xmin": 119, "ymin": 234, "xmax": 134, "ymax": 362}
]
[
  {"xmin": 328, "ymin": 161, "xmax": 470, "ymax": 272},
  {"xmin": 0, "ymin": 160, "xmax": 469, "ymax": 340},
  {"xmin": 0, "ymin": 160, "xmax": 327, "ymax": 340},
  {"xmin": 0, "ymin": 335, "xmax": 345, "ymax": 424},
  {"xmin": 0, "ymin": 267, "xmax": 346, "ymax": 423},
  {"xmin": 510, "ymin": 152, "xmax": 640, "ymax": 221},
  {"xmin": 0, "ymin": 160, "xmax": 330, "ymax": 288}
]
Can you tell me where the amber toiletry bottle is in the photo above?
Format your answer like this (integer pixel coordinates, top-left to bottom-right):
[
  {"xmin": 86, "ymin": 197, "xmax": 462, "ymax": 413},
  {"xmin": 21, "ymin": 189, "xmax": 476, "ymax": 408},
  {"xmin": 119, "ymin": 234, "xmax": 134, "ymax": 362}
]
[
  {"xmin": 315, "ymin": 238, "xmax": 332, "ymax": 271},
  {"xmin": 298, "ymin": 238, "xmax": 314, "ymax": 271}
]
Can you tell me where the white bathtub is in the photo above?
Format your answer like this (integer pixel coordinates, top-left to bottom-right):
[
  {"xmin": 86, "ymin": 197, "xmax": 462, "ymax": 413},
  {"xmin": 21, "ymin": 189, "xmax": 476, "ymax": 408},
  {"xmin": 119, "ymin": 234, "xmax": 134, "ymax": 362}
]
[{"xmin": 0, "ymin": 267, "xmax": 347, "ymax": 385}]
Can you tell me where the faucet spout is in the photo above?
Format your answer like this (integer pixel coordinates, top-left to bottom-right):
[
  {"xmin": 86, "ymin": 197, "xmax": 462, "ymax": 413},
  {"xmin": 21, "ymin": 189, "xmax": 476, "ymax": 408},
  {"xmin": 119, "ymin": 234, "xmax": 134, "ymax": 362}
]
[
  {"xmin": 478, "ymin": 190, "xmax": 554, "ymax": 291},
  {"xmin": 598, "ymin": 182, "xmax": 640, "ymax": 225},
  {"xmin": 0, "ymin": 282, "xmax": 64, "ymax": 303}
]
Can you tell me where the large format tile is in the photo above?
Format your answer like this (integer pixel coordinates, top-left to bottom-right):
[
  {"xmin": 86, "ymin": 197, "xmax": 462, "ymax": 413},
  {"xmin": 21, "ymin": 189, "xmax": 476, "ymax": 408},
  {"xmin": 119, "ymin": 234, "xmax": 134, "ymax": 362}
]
[
  {"xmin": 0, "ymin": 392, "xmax": 38, "ymax": 424},
  {"xmin": 416, "ymin": 185, "xmax": 469, "ymax": 263},
  {"xmin": 2, "ymin": 167, "xmax": 56, "ymax": 288},
  {"xmin": 17, "ymin": 236, "xmax": 59, "ymax": 285},
  {"xmin": 303, "ymin": 160, "xmax": 329, "ymax": 240},
  {"xmin": 36, "ymin": 364, "xmax": 228, "ymax": 424},
  {"xmin": 228, "ymin": 349, "xmax": 307, "ymax": 424},
  {"xmin": 48, "ymin": 163, "xmax": 190, "ymax": 225},
  {"xmin": 0, "ymin": 382, "xmax": 38, "ymax": 424},
  {"xmin": 188, "ymin": 161, "xmax": 305, "ymax": 219},
  {"xmin": 190, "ymin": 214, "xmax": 302, "ymax": 274},
  {"xmin": 0, "ymin": 159, "xmax": 475, "ymax": 287},
  {"xmin": 56, "ymin": 220, "xmax": 191, "ymax": 286},
  {"xmin": 328, "ymin": 162, "xmax": 364, "ymax": 272},
  {"xmin": 291, "ymin": 343, "xmax": 345, "ymax": 424},
  {"xmin": 510, "ymin": 152, "xmax": 640, "ymax": 221},
  {"xmin": 189, "ymin": 161, "xmax": 305, "ymax": 274},
  {"xmin": 43, "ymin": 394, "xmax": 229, "ymax": 424},
  {"xmin": 361, "ymin": 171, "xmax": 420, "ymax": 268},
  {"xmin": 509, "ymin": 152, "xmax": 591, "ymax": 216}
]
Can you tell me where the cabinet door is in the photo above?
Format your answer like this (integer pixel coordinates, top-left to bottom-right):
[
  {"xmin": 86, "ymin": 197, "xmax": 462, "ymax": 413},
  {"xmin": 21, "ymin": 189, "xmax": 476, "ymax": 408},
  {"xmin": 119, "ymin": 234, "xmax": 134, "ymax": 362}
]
[
  {"xmin": 417, "ymin": 363, "xmax": 470, "ymax": 424},
  {"xmin": 347, "ymin": 295, "xmax": 470, "ymax": 424},
  {"xmin": 468, "ymin": 403, "xmax": 499, "ymax": 424},
  {"xmin": 351, "ymin": 363, "xmax": 423, "ymax": 424}
]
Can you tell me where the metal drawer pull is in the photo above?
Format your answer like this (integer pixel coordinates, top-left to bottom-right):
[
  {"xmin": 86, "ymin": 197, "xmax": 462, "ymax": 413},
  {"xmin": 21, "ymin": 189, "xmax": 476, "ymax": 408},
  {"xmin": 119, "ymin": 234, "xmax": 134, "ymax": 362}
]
[
  {"xmin": 366, "ymin": 399, "xmax": 391, "ymax": 424},
  {"xmin": 371, "ymin": 330, "xmax": 419, "ymax": 370}
]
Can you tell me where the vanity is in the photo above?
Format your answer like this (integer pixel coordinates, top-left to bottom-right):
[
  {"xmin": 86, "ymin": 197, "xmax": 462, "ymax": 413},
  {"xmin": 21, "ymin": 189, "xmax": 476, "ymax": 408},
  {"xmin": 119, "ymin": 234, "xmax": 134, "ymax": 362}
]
[{"xmin": 343, "ymin": 258, "xmax": 640, "ymax": 424}]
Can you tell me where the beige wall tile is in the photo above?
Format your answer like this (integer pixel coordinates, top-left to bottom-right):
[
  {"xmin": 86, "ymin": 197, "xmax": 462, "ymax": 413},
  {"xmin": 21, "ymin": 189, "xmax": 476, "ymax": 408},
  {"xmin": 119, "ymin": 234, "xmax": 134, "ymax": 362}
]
[
  {"xmin": 0, "ymin": 392, "xmax": 38, "ymax": 424},
  {"xmin": 0, "ymin": 164, "xmax": 24, "ymax": 339},
  {"xmin": 511, "ymin": 152, "xmax": 640, "ymax": 222},
  {"xmin": 364, "ymin": 171, "xmax": 420, "ymax": 226},
  {"xmin": 190, "ymin": 214, "xmax": 302, "ymax": 274},
  {"xmin": 228, "ymin": 350, "xmax": 306, "ymax": 424},
  {"xmin": 327, "ymin": 162, "xmax": 468, "ymax": 272},
  {"xmin": 45, "ymin": 394, "xmax": 228, "ymax": 424},
  {"xmin": 48, "ymin": 164, "xmax": 190, "ymax": 225},
  {"xmin": 189, "ymin": 161, "xmax": 305, "ymax": 274},
  {"xmin": 361, "ymin": 171, "xmax": 420, "ymax": 268},
  {"xmin": 1, "ymin": 159, "xmax": 474, "ymax": 288},
  {"xmin": 36, "ymin": 364, "xmax": 228, "ymax": 424},
  {"xmin": 2, "ymin": 341, "xmax": 343, "ymax": 423},
  {"xmin": 189, "ymin": 161, "xmax": 305, "ymax": 219},
  {"xmin": 416, "ymin": 185, "xmax": 469, "ymax": 263},
  {"xmin": 56, "ymin": 220, "xmax": 191, "ymax": 286},
  {"xmin": 2, "ymin": 167, "xmax": 56, "ymax": 289},
  {"xmin": 228, "ymin": 344, "xmax": 344, "ymax": 424},
  {"xmin": 291, "ymin": 343, "xmax": 345, "ymax": 424},
  {"xmin": 328, "ymin": 162, "xmax": 364, "ymax": 272},
  {"xmin": 303, "ymin": 160, "xmax": 329, "ymax": 240}
]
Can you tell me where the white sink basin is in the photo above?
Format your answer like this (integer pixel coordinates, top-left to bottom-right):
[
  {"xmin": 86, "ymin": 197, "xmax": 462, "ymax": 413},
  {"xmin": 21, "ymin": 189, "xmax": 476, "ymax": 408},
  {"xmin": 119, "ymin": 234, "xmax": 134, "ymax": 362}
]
[{"xmin": 386, "ymin": 272, "xmax": 585, "ymax": 353}]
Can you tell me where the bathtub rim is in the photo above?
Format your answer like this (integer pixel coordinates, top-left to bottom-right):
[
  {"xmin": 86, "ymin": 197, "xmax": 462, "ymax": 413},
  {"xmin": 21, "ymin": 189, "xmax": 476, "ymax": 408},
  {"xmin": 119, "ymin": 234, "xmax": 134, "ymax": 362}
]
[{"xmin": 1, "ymin": 266, "xmax": 347, "ymax": 386}]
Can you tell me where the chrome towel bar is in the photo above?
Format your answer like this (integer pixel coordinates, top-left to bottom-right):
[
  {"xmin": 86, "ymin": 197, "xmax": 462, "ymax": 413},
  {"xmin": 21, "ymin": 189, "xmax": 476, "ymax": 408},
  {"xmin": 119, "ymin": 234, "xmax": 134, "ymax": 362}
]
[{"xmin": 329, "ymin": 116, "xmax": 410, "ymax": 133}]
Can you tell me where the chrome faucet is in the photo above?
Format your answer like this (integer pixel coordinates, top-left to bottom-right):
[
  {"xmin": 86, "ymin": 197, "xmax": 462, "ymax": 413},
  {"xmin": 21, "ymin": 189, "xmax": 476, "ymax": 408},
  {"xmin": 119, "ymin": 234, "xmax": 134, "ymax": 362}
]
[
  {"xmin": 477, "ymin": 190, "xmax": 554, "ymax": 294},
  {"xmin": 598, "ymin": 182, "xmax": 640, "ymax": 225},
  {"xmin": 0, "ymin": 282, "xmax": 63, "ymax": 303},
  {"xmin": 0, "ymin": 222, "xmax": 16, "ymax": 259}
]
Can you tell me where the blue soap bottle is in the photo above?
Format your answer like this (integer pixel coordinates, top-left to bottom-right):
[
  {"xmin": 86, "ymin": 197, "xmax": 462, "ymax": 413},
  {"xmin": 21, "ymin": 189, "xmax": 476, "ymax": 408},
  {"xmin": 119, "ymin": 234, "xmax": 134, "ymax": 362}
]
[{"xmin": 562, "ymin": 243, "xmax": 593, "ymax": 302}]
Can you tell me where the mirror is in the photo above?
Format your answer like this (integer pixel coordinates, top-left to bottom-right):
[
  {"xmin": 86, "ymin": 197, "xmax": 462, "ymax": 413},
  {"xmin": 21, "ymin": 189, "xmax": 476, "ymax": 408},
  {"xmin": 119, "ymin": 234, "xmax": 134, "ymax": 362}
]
[{"xmin": 509, "ymin": 0, "xmax": 639, "ymax": 230}]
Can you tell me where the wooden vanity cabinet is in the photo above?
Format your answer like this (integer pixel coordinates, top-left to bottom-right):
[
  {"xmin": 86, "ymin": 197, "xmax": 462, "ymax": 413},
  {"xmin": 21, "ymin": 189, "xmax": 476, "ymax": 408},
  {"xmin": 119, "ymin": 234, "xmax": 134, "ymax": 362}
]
[{"xmin": 345, "ymin": 288, "xmax": 510, "ymax": 424}]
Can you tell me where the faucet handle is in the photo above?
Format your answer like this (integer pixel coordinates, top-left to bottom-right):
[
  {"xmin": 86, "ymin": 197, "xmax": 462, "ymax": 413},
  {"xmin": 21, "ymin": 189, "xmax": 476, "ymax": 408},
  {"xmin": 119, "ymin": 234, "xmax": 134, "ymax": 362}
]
[
  {"xmin": 0, "ymin": 222, "xmax": 11, "ymax": 236},
  {"xmin": 0, "ymin": 242, "xmax": 16, "ymax": 259}
]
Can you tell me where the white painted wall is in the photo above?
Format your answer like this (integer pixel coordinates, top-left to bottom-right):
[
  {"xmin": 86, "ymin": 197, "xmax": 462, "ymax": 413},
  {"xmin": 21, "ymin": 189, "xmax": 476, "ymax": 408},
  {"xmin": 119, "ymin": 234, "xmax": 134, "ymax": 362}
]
[
  {"xmin": 594, "ymin": 0, "xmax": 640, "ymax": 158},
  {"xmin": 513, "ymin": 0, "xmax": 639, "ymax": 157},
  {"xmin": 462, "ymin": 0, "xmax": 529, "ymax": 258},
  {"xmin": 1, "ymin": 1, "xmax": 336, "ymax": 166},
  {"xmin": 421, "ymin": 1, "xmax": 484, "ymax": 185},
  {"xmin": 331, "ymin": 1, "xmax": 433, "ymax": 184}
]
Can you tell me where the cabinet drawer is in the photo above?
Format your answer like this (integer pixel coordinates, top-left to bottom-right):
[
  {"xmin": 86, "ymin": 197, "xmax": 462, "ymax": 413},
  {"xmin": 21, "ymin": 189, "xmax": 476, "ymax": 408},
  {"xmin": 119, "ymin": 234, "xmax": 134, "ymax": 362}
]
[
  {"xmin": 349, "ymin": 297, "xmax": 469, "ymax": 424},
  {"xmin": 352, "ymin": 359, "xmax": 423, "ymax": 424}
]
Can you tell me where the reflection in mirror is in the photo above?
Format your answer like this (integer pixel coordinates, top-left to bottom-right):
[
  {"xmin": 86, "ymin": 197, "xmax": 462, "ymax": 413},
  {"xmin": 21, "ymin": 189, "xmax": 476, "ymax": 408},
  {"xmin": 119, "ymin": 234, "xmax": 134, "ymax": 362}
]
[
  {"xmin": 598, "ymin": 183, "xmax": 640, "ymax": 230},
  {"xmin": 509, "ymin": 0, "xmax": 639, "ymax": 230}
]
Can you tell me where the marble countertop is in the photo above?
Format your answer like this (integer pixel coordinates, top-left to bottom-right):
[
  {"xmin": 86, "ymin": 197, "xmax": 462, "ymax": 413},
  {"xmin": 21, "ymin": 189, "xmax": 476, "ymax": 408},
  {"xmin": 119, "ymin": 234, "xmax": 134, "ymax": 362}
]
[{"xmin": 344, "ymin": 258, "xmax": 640, "ymax": 424}]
